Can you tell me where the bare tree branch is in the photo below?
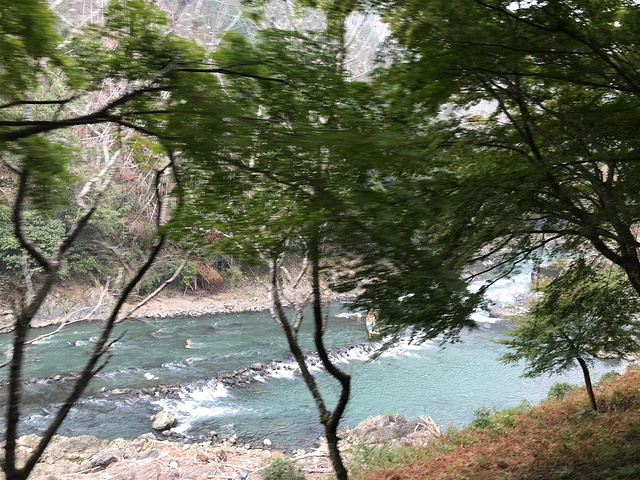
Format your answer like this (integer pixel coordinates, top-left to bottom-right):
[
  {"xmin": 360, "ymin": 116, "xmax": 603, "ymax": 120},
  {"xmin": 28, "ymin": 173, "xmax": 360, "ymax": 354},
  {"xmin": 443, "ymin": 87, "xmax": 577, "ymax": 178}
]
[
  {"xmin": 3, "ymin": 144, "xmax": 174, "ymax": 479},
  {"xmin": 118, "ymin": 256, "xmax": 188, "ymax": 322},
  {"xmin": 0, "ymin": 281, "xmax": 111, "ymax": 370},
  {"xmin": 0, "ymin": 96, "xmax": 79, "ymax": 111}
]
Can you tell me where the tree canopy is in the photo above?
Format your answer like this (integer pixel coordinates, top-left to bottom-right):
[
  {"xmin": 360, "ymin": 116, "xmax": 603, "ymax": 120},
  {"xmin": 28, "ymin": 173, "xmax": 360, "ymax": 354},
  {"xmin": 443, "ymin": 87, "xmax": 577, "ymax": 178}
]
[{"xmin": 345, "ymin": 0, "xmax": 640, "ymax": 303}]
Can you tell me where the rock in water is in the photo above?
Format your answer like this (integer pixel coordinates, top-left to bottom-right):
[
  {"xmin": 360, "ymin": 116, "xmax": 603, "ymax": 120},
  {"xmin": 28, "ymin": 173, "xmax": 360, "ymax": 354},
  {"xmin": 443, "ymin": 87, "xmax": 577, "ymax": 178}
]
[
  {"xmin": 263, "ymin": 438, "xmax": 272, "ymax": 447},
  {"xmin": 151, "ymin": 411, "xmax": 177, "ymax": 431}
]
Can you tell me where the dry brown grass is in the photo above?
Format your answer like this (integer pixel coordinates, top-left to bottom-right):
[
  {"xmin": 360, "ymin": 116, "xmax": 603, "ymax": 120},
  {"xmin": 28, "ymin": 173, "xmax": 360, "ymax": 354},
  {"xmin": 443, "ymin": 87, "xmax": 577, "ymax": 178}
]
[{"xmin": 360, "ymin": 365, "xmax": 640, "ymax": 480}]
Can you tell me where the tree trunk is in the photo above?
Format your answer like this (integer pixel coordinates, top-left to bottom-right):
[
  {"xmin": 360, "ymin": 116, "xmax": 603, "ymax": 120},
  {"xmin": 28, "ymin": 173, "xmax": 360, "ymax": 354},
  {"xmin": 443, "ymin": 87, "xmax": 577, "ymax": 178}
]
[
  {"xmin": 265, "ymin": 243, "xmax": 350, "ymax": 480},
  {"xmin": 576, "ymin": 357, "xmax": 597, "ymax": 411},
  {"xmin": 588, "ymin": 225, "xmax": 640, "ymax": 298},
  {"xmin": 325, "ymin": 426, "xmax": 348, "ymax": 480},
  {"xmin": 622, "ymin": 259, "xmax": 640, "ymax": 298},
  {"xmin": 310, "ymin": 236, "xmax": 350, "ymax": 480}
]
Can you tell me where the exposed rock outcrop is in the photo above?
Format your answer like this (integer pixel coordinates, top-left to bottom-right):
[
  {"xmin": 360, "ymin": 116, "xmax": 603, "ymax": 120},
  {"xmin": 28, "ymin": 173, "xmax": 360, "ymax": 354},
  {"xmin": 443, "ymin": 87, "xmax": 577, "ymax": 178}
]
[
  {"xmin": 81, "ymin": 448, "xmax": 122, "ymax": 470},
  {"xmin": 4, "ymin": 433, "xmax": 276, "ymax": 480},
  {"xmin": 339, "ymin": 414, "xmax": 442, "ymax": 448}
]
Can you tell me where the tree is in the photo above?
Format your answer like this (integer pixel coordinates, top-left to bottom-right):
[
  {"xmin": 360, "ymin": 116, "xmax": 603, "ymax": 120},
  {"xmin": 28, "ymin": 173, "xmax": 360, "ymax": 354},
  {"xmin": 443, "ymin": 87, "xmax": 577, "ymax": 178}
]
[
  {"xmin": 169, "ymin": 26, "xmax": 380, "ymax": 479},
  {"xmin": 499, "ymin": 259, "xmax": 640, "ymax": 411},
  {"xmin": 0, "ymin": 1, "xmax": 285, "ymax": 478},
  {"xmin": 169, "ymin": 11, "xmax": 490, "ymax": 471},
  {"xmin": 332, "ymin": 0, "xmax": 640, "ymax": 305}
]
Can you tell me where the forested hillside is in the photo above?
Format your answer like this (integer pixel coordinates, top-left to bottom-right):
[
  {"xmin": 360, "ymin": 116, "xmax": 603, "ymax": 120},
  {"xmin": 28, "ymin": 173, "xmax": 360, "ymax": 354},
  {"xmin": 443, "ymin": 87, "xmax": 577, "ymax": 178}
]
[{"xmin": 0, "ymin": 0, "xmax": 387, "ymax": 313}]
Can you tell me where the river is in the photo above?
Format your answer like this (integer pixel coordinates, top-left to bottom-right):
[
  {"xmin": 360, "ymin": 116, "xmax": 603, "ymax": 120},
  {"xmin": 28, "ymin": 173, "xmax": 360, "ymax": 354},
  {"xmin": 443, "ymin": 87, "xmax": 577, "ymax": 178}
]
[{"xmin": 0, "ymin": 265, "xmax": 628, "ymax": 448}]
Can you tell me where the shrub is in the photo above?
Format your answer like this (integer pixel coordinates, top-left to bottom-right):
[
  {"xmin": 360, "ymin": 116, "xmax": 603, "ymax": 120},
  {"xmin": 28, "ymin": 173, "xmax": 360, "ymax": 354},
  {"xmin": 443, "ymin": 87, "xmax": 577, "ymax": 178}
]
[
  {"xmin": 348, "ymin": 443, "xmax": 434, "ymax": 480},
  {"xmin": 493, "ymin": 402, "xmax": 531, "ymax": 429},
  {"xmin": 469, "ymin": 403, "xmax": 530, "ymax": 433},
  {"xmin": 628, "ymin": 419, "xmax": 640, "ymax": 437},
  {"xmin": 546, "ymin": 382, "xmax": 576, "ymax": 401},
  {"xmin": 263, "ymin": 458, "xmax": 306, "ymax": 480},
  {"xmin": 226, "ymin": 264, "xmax": 243, "ymax": 285},
  {"xmin": 469, "ymin": 406, "xmax": 495, "ymax": 431}
]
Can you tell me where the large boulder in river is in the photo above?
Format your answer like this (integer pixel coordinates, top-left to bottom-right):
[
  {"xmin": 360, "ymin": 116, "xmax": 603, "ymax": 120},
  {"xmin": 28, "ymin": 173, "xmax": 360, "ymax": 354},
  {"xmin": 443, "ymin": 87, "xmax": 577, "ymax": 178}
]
[{"xmin": 151, "ymin": 411, "xmax": 177, "ymax": 431}]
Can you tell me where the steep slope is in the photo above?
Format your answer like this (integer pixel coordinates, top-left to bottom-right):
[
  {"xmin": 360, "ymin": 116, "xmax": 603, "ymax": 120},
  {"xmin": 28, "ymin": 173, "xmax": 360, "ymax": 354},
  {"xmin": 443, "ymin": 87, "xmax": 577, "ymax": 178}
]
[{"xmin": 355, "ymin": 366, "xmax": 640, "ymax": 480}]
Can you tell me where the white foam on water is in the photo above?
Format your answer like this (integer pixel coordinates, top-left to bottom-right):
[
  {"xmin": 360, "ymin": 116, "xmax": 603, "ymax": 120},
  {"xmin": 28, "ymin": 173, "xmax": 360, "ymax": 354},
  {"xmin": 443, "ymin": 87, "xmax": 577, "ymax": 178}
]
[
  {"xmin": 183, "ymin": 339, "xmax": 207, "ymax": 349},
  {"xmin": 335, "ymin": 311, "xmax": 366, "ymax": 319},
  {"xmin": 378, "ymin": 340, "xmax": 433, "ymax": 359},
  {"xmin": 266, "ymin": 363, "xmax": 299, "ymax": 380},
  {"xmin": 373, "ymin": 330, "xmax": 438, "ymax": 360},
  {"xmin": 187, "ymin": 381, "xmax": 230, "ymax": 401},
  {"xmin": 153, "ymin": 381, "xmax": 240, "ymax": 434},
  {"xmin": 262, "ymin": 343, "xmax": 381, "ymax": 379},
  {"xmin": 467, "ymin": 264, "xmax": 533, "ymax": 324},
  {"xmin": 267, "ymin": 369, "xmax": 297, "ymax": 379},
  {"xmin": 470, "ymin": 311, "xmax": 499, "ymax": 325},
  {"xmin": 330, "ymin": 345, "xmax": 377, "ymax": 364},
  {"xmin": 161, "ymin": 361, "xmax": 191, "ymax": 371},
  {"xmin": 480, "ymin": 267, "xmax": 531, "ymax": 304},
  {"xmin": 307, "ymin": 363, "xmax": 324, "ymax": 373},
  {"xmin": 95, "ymin": 366, "xmax": 145, "ymax": 379}
]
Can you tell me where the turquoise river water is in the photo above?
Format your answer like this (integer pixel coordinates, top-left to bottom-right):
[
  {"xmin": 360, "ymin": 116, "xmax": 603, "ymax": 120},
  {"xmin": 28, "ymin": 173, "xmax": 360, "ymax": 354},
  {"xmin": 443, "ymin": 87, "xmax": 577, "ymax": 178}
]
[{"xmin": 0, "ymin": 266, "xmax": 628, "ymax": 448}]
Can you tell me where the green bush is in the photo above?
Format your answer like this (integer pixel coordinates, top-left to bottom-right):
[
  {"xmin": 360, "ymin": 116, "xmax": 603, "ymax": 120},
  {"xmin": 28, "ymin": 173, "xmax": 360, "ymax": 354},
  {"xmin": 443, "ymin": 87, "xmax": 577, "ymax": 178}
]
[
  {"xmin": 348, "ymin": 443, "xmax": 433, "ymax": 479},
  {"xmin": 470, "ymin": 406, "xmax": 495, "ymax": 431},
  {"xmin": 493, "ymin": 402, "xmax": 530, "ymax": 429},
  {"xmin": 628, "ymin": 419, "xmax": 640, "ymax": 437},
  {"xmin": 180, "ymin": 262, "xmax": 198, "ymax": 286},
  {"xmin": 469, "ymin": 403, "xmax": 530, "ymax": 432},
  {"xmin": 263, "ymin": 458, "xmax": 306, "ymax": 480},
  {"xmin": 0, "ymin": 205, "xmax": 65, "ymax": 271},
  {"xmin": 226, "ymin": 264, "xmax": 243, "ymax": 285},
  {"xmin": 546, "ymin": 382, "xmax": 577, "ymax": 401},
  {"xmin": 138, "ymin": 260, "xmax": 184, "ymax": 295}
]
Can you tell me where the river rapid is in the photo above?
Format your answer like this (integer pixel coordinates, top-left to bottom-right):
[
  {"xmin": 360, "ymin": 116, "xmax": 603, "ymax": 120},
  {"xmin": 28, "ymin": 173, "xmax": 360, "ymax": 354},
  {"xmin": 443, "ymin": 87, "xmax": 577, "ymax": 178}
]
[{"xmin": 0, "ymin": 265, "xmax": 628, "ymax": 449}]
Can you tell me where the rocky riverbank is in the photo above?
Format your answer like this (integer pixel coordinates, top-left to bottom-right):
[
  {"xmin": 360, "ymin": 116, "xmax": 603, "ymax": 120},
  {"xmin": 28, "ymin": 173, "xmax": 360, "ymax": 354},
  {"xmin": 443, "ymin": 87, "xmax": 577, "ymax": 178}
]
[
  {"xmin": 2, "ymin": 432, "xmax": 279, "ymax": 480},
  {"xmin": 0, "ymin": 278, "xmax": 356, "ymax": 333},
  {"xmin": 1, "ymin": 413, "xmax": 441, "ymax": 480}
]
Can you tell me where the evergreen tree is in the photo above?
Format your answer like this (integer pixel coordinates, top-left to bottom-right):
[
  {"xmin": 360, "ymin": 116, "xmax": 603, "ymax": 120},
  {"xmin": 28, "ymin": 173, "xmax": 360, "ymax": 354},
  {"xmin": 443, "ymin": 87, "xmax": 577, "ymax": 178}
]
[{"xmin": 499, "ymin": 260, "xmax": 640, "ymax": 411}]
